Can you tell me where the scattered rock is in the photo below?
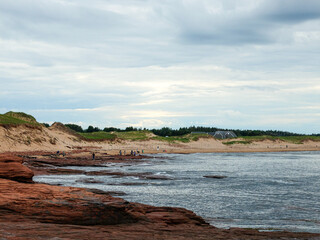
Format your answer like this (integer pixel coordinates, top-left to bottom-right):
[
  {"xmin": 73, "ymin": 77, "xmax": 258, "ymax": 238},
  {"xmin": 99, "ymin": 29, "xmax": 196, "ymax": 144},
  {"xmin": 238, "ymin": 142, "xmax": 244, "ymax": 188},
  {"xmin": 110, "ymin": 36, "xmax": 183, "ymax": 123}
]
[
  {"xmin": 143, "ymin": 175, "xmax": 173, "ymax": 180},
  {"xmin": 76, "ymin": 178, "xmax": 104, "ymax": 184},
  {"xmin": 203, "ymin": 175, "xmax": 227, "ymax": 179},
  {"xmin": 88, "ymin": 188, "xmax": 127, "ymax": 196},
  {"xmin": 108, "ymin": 182, "xmax": 147, "ymax": 186}
]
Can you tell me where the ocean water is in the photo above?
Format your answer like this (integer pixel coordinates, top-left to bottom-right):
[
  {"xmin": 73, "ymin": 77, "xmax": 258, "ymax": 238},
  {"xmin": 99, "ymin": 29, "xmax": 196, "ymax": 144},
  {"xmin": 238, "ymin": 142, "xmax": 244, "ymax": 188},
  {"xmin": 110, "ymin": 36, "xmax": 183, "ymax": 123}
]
[{"xmin": 34, "ymin": 151, "xmax": 320, "ymax": 233}]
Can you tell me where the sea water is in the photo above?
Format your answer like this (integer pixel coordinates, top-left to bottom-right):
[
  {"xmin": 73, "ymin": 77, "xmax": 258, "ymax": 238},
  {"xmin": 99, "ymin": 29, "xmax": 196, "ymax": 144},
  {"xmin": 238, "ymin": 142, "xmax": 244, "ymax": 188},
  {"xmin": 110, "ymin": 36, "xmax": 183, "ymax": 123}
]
[{"xmin": 34, "ymin": 151, "xmax": 320, "ymax": 233}]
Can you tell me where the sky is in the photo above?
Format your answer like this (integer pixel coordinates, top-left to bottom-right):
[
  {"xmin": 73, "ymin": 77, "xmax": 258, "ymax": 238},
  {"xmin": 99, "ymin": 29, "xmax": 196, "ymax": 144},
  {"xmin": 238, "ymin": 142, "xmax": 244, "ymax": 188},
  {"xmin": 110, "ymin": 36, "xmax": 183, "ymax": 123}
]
[{"xmin": 0, "ymin": 0, "xmax": 320, "ymax": 134}]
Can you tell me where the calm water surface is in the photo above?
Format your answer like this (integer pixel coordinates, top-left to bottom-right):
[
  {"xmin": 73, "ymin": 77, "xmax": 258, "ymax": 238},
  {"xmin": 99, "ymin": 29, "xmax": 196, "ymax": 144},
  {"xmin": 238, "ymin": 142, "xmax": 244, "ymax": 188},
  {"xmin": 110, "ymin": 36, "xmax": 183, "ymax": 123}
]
[{"xmin": 34, "ymin": 151, "xmax": 320, "ymax": 233}]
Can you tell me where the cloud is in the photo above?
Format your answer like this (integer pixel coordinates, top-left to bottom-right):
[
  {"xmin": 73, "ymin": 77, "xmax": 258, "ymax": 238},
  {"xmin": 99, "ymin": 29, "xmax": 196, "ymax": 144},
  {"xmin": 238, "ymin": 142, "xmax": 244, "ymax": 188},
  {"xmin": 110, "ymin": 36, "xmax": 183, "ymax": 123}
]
[
  {"xmin": 121, "ymin": 119, "xmax": 166, "ymax": 128},
  {"xmin": 0, "ymin": 0, "xmax": 319, "ymax": 133},
  {"xmin": 162, "ymin": 0, "xmax": 320, "ymax": 46},
  {"xmin": 260, "ymin": 0, "xmax": 320, "ymax": 23}
]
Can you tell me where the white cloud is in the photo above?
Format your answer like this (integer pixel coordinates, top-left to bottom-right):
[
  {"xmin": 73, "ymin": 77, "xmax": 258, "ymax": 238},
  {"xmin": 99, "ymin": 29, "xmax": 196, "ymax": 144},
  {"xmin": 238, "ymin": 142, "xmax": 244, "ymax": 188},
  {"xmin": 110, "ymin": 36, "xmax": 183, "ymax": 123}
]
[
  {"xmin": 122, "ymin": 119, "xmax": 166, "ymax": 128},
  {"xmin": 0, "ymin": 0, "xmax": 319, "ymax": 133}
]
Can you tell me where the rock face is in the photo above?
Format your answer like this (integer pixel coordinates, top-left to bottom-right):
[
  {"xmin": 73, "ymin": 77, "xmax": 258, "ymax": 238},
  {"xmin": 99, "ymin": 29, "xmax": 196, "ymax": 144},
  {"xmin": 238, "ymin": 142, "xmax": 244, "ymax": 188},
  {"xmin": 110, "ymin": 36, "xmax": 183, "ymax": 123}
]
[
  {"xmin": 0, "ymin": 153, "xmax": 320, "ymax": 240},
  {"xmin": 0, "ymin": 178, "xmax": 207, "ymax": 226},
  {"xmin": 0, "ymin": 154, "xmax": 33, "ymax": 183}
]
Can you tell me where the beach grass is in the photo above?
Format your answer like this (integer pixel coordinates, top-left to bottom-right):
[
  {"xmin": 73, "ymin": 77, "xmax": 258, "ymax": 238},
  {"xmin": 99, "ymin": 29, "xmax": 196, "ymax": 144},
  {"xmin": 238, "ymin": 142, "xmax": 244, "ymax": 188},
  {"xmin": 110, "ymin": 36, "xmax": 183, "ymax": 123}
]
[
  {"xmin": 223, "ymin": 140, "xmax": 251, "ymax": 145},
  {"xmin": 79, "ymin": 132, "xmax": 117, "ymax": 141},
  {"xmin": 233, "ymin": 135, "xmax": 320, "ymax": 144},
  {"xmin": 152, "ymin": 136, "xmax": 191, "ymax": 143},
  {"xmin": 78, "ymin": 131, "xmax": 209, "ymax": 142},
  {"xmin": 79, "ymin": 131, "xmax": 150, "ymax": 141},
  {"xmin": 190, "ymin": 133, "xmax": 212, "ymax": 141},
  {"xmin": 114, "ymin": 131, "xmax": 149, "ymax": 141},
  {"xmin": 152, "ymin": 133, "xmax": 210, "ymax": 143},
  {"xmin": 65, "ymin": 128, "xmax": 320, "ymax": 144},
  {"xmin": 0, "ymin": 112, "xmax": 40, "ymax": 126}
]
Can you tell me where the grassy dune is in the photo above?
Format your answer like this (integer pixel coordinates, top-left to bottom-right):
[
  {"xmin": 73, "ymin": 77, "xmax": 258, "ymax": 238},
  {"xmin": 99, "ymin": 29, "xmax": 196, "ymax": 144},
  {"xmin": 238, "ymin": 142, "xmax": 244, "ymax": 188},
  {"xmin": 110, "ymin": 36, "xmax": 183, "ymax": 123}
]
[
  {"xmin": 152, "ymin": 133, "xmax": 211, "ymax": 143},
  {"xmin": 78, "ymin": 131, "xmax": 320, "ymax": 144},
  {"xmin": 2, "ymin": 111, "xmax": 319, "ymax": 144},
  {"xmin": 223, "ymin": 135, "xmax": 320, "ymax": 145},
  {"xmin": 78, "ymin": 131, "xmax": 211, "ymax": 142},
  {"xmin": 78, "ymin": 132, "xmax": 117, "ymax": 141},
  {"xmin": 0, "ymin": 112, "xmax": 40, "ymax": 126}
]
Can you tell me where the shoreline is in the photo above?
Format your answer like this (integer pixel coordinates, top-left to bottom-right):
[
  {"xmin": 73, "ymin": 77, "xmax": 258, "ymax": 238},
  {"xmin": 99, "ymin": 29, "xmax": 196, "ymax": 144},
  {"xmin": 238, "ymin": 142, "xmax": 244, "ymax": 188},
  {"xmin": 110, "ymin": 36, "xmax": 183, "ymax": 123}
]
[
  {"xmin": 1, "ymin": 123, "xmax": 320, "ymax": 154},
  {"xmin": 1, "ymin": 152, "xmax": 320, "ymax": 239}
]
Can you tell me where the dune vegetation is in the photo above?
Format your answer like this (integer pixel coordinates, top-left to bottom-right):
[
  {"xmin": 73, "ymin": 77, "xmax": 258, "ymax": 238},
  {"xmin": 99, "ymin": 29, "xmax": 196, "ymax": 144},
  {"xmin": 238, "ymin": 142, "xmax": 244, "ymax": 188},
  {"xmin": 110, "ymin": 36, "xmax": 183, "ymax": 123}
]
[
  {"xmin": 78, "ymin": 131, "xmax": 211, "ymax": 143},
  {"xmin": 223, "ymin": 135, "xmax": 320, "ymax": 145},
  {"xmin": 1, "ymin": 111, "xmax": 320, "ymax": 144},
  {"xmin": 0, "ymin": 112, "xmax": 40, "ymax": 126}
]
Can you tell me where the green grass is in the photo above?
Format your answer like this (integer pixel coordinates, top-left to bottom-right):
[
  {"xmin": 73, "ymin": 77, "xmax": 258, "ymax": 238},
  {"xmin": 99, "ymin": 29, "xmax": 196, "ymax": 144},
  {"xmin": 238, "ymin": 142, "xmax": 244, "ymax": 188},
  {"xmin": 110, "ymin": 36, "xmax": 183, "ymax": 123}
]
[
  {"xmin": 4, "ymin": 111, "xmax": 37, "ymax": 123},
  {"xmin": 152, "ymin": 136, "xmax": 191, "ymax": 143},
  {"xmin": 223, "ymin": 140, "xmax": 251, "ymax": 145},
  {"xmin": 79, "ymin": 132, "xmax": 117, "ymax": 141},
  {"xmin": 190, "ymin": 133, "xmax": 212, "ymax": 141},
  {"xmin": 152, "ymin": 133, "xmax": 210, "ymax": 143},
  {"xmin": 0, "ymin": 112, "xmax": 40, "ymax": 126},
  {"xmin": 78, "ymin": 131, "xmax": 210, "ymax": 143},
  {"xmin": 232, "ymin": 135, "xmax": 320, "ymax": 144},
  {"xmin": 114, "ymin": 131, "xmax": 149, "ymax": 141},
  {"xmin": 79, "ymin": 131, "xmax": 150, "ymax": 141}
]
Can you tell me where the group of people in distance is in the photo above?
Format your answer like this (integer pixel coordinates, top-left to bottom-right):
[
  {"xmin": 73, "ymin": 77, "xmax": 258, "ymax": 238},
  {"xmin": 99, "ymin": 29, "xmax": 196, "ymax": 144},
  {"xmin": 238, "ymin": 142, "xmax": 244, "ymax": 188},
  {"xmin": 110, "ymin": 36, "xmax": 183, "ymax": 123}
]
[
  {"xmin": 119, "ymin": 149, "xmax": 144, "ymax": 156},
  {"xmin": 90, "ymin": 149, "xmax": 144, "ymax": 160}
]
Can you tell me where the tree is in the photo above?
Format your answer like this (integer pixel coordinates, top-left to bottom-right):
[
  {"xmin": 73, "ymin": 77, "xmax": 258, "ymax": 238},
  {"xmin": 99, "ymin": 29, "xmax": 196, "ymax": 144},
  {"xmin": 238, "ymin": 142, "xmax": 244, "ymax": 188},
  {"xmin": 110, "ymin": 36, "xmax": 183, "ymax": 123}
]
[
  {"xmin": 65, "ymin": 124, "xmax": 84, "ymax": 132},
  {"xmin": 86, "ymin": 125, "xmax": 94, "ymax": 133}
]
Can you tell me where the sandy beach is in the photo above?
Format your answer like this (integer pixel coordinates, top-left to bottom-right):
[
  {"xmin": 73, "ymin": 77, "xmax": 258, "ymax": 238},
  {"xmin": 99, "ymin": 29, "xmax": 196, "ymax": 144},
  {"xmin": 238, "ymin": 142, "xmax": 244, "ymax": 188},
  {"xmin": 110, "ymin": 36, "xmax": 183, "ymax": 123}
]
[{"xmin": 1, "ymin": 124, "xmax": 319, "ymax": 155}]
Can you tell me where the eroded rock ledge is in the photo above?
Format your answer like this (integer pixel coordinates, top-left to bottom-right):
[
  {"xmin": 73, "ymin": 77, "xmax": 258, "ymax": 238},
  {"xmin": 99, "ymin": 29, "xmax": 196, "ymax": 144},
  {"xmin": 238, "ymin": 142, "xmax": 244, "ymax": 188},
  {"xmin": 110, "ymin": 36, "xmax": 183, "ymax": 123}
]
[{"xmin": 0, "ymin": 153, "xmax": 319, "ymax": 240}]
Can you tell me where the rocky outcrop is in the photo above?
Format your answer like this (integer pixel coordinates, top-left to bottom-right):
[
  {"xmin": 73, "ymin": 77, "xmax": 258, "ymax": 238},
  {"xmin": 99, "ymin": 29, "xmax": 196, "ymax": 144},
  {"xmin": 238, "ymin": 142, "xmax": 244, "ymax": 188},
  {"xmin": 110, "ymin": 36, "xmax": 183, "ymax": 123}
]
[
  {"xmin": 0, "ymin": 154, "xmax": 33, "ymax": 183},
  {"xmin": 0, "ymin": 154, "xmax": 206, "ymax": 226},
  {"xmin": 0, "ymin": 178, "xmax": 207, "ymax": 226},
  {"xmin": 0, "ymin": 153, "xmax": 319, "ymax": 239}
]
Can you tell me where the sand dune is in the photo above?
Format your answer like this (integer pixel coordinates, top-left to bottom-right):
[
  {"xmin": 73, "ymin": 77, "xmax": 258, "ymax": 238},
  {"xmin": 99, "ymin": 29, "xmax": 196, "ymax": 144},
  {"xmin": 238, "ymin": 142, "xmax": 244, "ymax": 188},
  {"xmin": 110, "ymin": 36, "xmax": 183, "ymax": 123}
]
[{"xmin": 0, "ymin": 124, "xmax": 319, "ymax": 154}]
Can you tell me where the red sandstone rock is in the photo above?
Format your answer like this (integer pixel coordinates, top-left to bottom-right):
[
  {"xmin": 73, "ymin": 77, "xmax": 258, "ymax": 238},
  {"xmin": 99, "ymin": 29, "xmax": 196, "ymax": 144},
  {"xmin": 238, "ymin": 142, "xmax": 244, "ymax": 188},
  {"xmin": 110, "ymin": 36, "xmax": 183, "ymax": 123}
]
[
  {"xmin": 0, "ymin": 152, "xmax": 319, "ymax": 239},
  {"xmin": 0, "ymin": 154, "xmax": 33, "ymax": 183},
  {"xmin": 0, "ymin": 178, "xmax": 206, "ymax": 227},
  {"xmin": 0, "ymin": 178, "xmax": 319, "ymax": 240}
]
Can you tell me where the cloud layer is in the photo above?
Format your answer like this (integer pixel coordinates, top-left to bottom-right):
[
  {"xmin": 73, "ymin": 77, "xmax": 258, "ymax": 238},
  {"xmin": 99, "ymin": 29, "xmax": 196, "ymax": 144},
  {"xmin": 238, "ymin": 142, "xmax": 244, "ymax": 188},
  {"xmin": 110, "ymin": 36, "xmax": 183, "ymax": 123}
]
[{"xmin": 1, "ymin": 0, "xmax": 319, "ymax": 133}]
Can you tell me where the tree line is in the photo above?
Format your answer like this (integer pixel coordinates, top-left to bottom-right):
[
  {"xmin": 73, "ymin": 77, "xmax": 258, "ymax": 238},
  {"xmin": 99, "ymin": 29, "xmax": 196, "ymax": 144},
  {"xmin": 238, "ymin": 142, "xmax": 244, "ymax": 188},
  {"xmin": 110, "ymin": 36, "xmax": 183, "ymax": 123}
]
[
  {"xmin": 63, "ymin": 123, "xmax": 307, "ymax": 137},
  {"xmin": 64, "ymin": 124, "xmax": 144, "ymax": 133}
]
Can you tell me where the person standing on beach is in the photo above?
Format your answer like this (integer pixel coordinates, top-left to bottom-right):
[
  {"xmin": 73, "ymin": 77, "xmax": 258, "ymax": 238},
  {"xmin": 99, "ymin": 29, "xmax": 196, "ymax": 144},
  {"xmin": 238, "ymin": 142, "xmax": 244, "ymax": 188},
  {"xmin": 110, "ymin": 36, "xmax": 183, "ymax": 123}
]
[{"xmin": 92, "ymin": 152, "xmax": 95, "ymax": 160}]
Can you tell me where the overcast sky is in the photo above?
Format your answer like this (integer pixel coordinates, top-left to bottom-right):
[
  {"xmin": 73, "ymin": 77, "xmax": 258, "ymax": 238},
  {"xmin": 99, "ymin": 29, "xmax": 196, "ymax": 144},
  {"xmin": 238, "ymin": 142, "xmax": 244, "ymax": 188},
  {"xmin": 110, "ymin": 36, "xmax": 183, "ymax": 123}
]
[{"xmin": 1, "ymin": 0, "xmax": 320, "ymax": 133}]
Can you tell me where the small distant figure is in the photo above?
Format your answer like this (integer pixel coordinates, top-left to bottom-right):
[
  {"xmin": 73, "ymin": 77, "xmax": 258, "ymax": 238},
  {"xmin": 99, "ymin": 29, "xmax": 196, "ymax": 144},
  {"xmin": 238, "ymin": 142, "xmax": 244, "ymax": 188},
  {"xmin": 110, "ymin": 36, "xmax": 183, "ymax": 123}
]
[
  {"xmin": 56, "ymin": 150, "xmax": 60, "ymax": 155},
  {"xmin": 142, "ymin": 149, "xmax": 144, "ymax": 154},
  {"xmin": 133, "ymin": 151, "xmax": 136, "ymax": 156},
  {"xmin": 119, "ymin": 150, "xmax": 122, "ymax": 156},
  {"xmin": 157, "ymin": 146, "xmax": 159, "ymax": 151},
  {"xmin": 137, "ymin": 150, "xmax": 140, "ymax": 155},
  {"xmin": 62, "ymin": 151, "xmax": 66, "ymax": 157},
  {"xmin": 130, "ymin": 150, "xmax": 133, "ymax": 156},
  {"xmin": 92, "ymin": 152, "xmax": 95, "ymax": 160}
]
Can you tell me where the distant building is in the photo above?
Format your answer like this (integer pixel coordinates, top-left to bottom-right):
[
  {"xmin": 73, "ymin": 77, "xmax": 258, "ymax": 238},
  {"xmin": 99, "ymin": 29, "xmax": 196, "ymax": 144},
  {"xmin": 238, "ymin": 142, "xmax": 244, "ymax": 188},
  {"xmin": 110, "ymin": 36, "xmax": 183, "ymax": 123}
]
[
  {"xmin": 191, "ymin": 131, "xmax": 237, "ymax": 139},
  {"xmin": 212, "ymin": 131, "xmax": 237, "ymax": 139}
]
